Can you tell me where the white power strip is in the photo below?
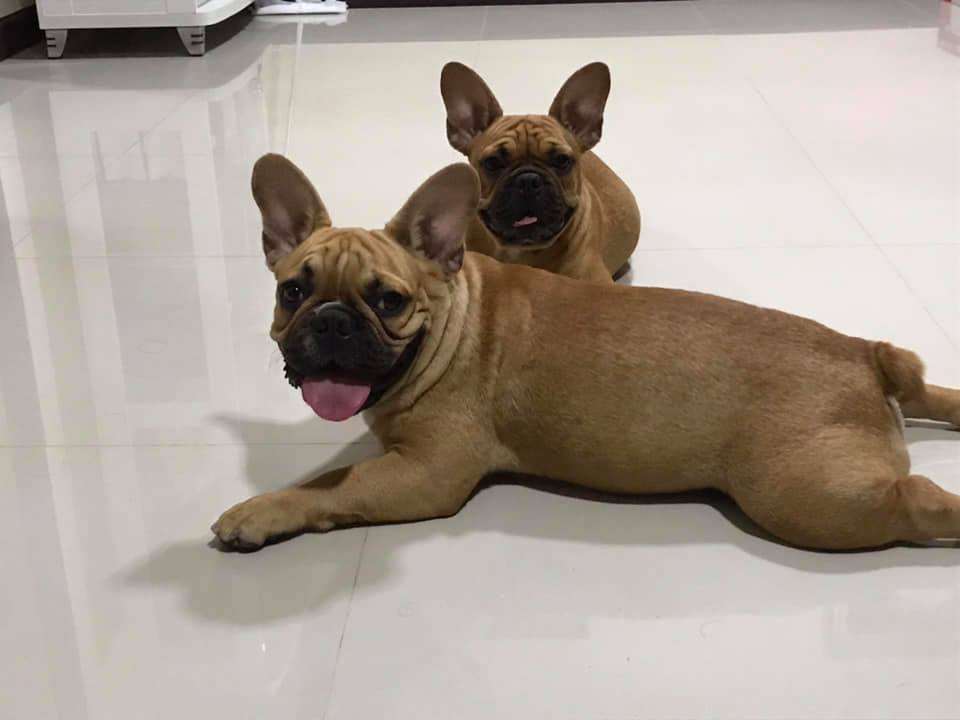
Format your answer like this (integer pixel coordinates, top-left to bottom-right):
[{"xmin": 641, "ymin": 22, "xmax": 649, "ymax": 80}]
[{"xmin": 255, "ymin": 0, "xmax": 347, "ymax": 14}]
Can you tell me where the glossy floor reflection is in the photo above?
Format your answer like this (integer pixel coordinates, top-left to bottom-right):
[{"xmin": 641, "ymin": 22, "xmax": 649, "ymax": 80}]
[{"xmin": 1, "ymin": 2, "xmax": 958, "ymax": 719}]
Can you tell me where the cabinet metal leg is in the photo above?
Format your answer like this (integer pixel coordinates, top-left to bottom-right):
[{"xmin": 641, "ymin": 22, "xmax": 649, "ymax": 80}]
[
  {"xmin": 45, "ymin": 30, "xmax": 68, "ymax": 59},
  {"xmin": 177, "ymin": 26, "xmax": 206, "ymax": 56}
]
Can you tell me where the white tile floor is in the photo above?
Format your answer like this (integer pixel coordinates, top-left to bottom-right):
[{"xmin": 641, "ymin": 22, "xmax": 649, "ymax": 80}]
[{"xmin": 1, "ymin": 2, "xmax": 958, "ymax": 718}]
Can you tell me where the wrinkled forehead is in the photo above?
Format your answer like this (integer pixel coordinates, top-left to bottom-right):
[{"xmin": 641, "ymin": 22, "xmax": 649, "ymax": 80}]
[
  {"xmin": 478, "ymin": 115, "xmax": 572, "ymax": 159},
  {"xmin": 273, "ymin": 228, "xmax": 415, "ymax": 295}
]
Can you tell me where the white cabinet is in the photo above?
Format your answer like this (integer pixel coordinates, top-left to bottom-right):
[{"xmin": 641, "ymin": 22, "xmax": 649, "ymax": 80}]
[{"xmin": 37, "ymin": 0, "xmax": 254, "ymax": 57}]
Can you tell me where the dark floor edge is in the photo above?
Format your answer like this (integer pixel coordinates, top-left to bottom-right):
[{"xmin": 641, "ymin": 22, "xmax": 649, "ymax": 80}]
[
  {"xmin": 0, "ymin": 5, "xmax": 41, "ymax": 61},
  {"xmin": 349, "ymin": 0, "xmax": 672, "ymax": 7}
]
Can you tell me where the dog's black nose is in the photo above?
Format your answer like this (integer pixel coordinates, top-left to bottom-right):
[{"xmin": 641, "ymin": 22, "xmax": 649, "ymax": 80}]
[
  {"xmin": 513, "ymin": 171, "xmax": 544, "ymax": 193},
  {"xmin": 313, "ymin": 304, "xmax": 356, "ymax": 339}
]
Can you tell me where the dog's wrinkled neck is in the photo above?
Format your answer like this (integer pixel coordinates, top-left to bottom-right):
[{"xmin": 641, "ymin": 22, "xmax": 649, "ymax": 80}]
[
  {"xmin": 364, "ymin": 268, "xmax": 471, "ymax": 421},
  {"xmin": 360, "ymin": 328, "xmax": 426, "ymax": 411}
]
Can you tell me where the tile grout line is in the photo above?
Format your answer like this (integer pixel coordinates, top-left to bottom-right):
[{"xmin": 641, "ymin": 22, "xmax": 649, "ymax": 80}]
[
  {"xmin": 321, "ymin": 527, "xmax": 369, "ymax": 720},
  {"xmin": 282, "ymin": 19, "xmax": 304, "ymax": 156},
  {"xmin": 870, "ymin": 241, "xmax": 960, "ymax": 352},
  {"xmin": 747, "ymin": 83, "xmax": 960, "ymax": 353},
  {"xmin": 475, "ymin": 6, "xmax": 490, "ymax": 52},
  {"xmin": 17, "ymin": 241, "xmax": 960, "ymax": 262},
  {"xmin": 688, "ymin": 0, "xmax": 713, "ymax": 33}
]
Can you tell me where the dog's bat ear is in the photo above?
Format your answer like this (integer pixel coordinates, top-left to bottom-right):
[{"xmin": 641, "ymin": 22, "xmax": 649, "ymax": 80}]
[
  {"xmin": 386, "ymin": 164, "xmax": 479, "ymax": 274},
  {"xmin": 251, "ymin": 153, "xmax": 331, "ymax": 270},
  {"xmin": 441, "ymin": 62, "xmax": 504, "ymax": 155},
  {"xmin": 549, "ymin": 62, "xmax": 611, "ymax": 151}
]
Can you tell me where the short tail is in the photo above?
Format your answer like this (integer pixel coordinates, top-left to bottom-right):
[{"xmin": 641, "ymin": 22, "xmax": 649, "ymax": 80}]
[
  {"xmin": 872, "ymin": 342, "xmax": 925, "ymax": 402},
  {"xmin": 873, "ymin": 342, "xmax": 960, "ymax": 427}
]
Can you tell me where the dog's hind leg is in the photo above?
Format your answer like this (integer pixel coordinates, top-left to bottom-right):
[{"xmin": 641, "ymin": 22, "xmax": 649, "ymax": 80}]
[
  {"xmin": 894, "ymin": 474, "xmax": 960, "ymax": 542},
  {"xmin": 900, "ymin": 384, "xmax": 960, "ymax": 426},
  {"xmin": 726, "ymin": 417, "xmax": 960, "ymax": 549},
  {"xmin": 733, "ymin": 466, "xmax": 960, "ymax": 549}
]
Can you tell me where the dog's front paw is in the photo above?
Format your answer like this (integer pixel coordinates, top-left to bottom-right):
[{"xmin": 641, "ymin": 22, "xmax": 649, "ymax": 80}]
[{"xmin": 212, "ymin": 494, "xmax": 325, "ymax": 551}]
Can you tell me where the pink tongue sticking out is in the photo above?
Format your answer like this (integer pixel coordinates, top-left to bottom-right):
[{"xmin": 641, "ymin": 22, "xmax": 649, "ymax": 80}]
[
  {"xmin": 512, "ymin": 216, "xmax": 538, "ymax": 228},
  {"xmin": 300, "ymin": 375, "xmax": 372, "ymax": 422}
]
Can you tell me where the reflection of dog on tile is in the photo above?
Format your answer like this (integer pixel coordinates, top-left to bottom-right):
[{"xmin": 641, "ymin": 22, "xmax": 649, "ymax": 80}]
[
  {"xmin": 214, "ymin": 155, "xmax": 960, "ymax": 553},
  {"xmin": 441, "ymin": 62, "xmax": 640, "ymax": 282}
]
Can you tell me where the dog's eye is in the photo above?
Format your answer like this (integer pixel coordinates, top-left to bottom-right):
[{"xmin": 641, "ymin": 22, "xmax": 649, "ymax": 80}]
[
  {"xmin": 375, "ymin": 290, "xmax": 408, "ymax": 316},
  {"xmin": 481, "ymin": 155, "xmax": 504, "ymax": 174},
  {"xmin": 551, "ymin": 153, "xmax": 574, "ymax": 173},
  {"xmin": 278, "ymin": 281, "xmax": 306, "ymax": 310}
]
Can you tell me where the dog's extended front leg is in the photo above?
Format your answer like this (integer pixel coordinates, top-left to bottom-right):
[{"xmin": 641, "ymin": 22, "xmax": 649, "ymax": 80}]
[{"xmin": 212, "ymin": 450, "xmax": 483, "ymax": 551}]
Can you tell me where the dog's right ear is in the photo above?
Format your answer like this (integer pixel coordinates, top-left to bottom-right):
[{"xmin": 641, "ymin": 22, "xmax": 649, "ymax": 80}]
[
  {"xmin": 251, "ymin": 153, "xmax": 331, "ymax": 270},
  {"xmin": 386, "ymin": 164, "xmax": 480, "ymax": 275},
  {"xmin": 441, "ymin": 62, "xmax": 504, "ymax": 155},
  {"xmin": 549, "ymin": 62, "xmax": 611, "ymax": 151}
]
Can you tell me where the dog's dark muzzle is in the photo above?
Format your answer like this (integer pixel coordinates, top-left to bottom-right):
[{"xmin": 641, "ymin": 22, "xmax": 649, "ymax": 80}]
[
  {"xmin": 281, "ymin": 302, "xmax": 426, "ymax": 412},
  {"xmin": 283, "ymin": 303, "xmax": 393, "ymax": 383},
  {"xmin": 483, "ymin": 166, "xmax": 573, "ymax": 247}
]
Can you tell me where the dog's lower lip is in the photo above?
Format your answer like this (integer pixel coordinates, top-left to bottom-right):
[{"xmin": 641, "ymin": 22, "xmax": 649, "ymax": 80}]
[
  {"xmin": 283, "ymin": 362, "xmax": 371, "ymax": 388},
  {"xmin": 287, "ymin": 364, "xmax": 374, "ymax": 387},
  {"xmin": 313, "ymin": 368, "xmax": 374, "ymax": 384}
]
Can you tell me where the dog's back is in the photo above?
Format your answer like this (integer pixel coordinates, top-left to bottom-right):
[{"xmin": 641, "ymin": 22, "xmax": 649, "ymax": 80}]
[{"xmin": 466, "ymin": 253, "xmax": 903, "ymax": 496}]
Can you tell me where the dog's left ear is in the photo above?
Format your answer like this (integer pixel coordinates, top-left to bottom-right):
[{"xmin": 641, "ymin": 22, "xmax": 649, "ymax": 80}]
[
  {"xmin": 441, "ymin": 62, "xmax": 504, "ymax": 155},
  {"xmin": 251, "ymin": 153, "xmax": 332, "ymax": 270},
  {"xmin": 386, "ymin": 164, "xmax": 480, "ymax": 274},
  {"xmin": 548, "ymin": 62, "xmax": 611, "ymax": 151}
]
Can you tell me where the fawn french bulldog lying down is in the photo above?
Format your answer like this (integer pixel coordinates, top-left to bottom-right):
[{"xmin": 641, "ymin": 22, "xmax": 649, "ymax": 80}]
[
  {"xmin": 441, "ymin": 61, "xmax": 640, "ymax": 282},
  {"xmin": 213, "ymin": 155, "xmax": 960, "ymax": 552}
]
